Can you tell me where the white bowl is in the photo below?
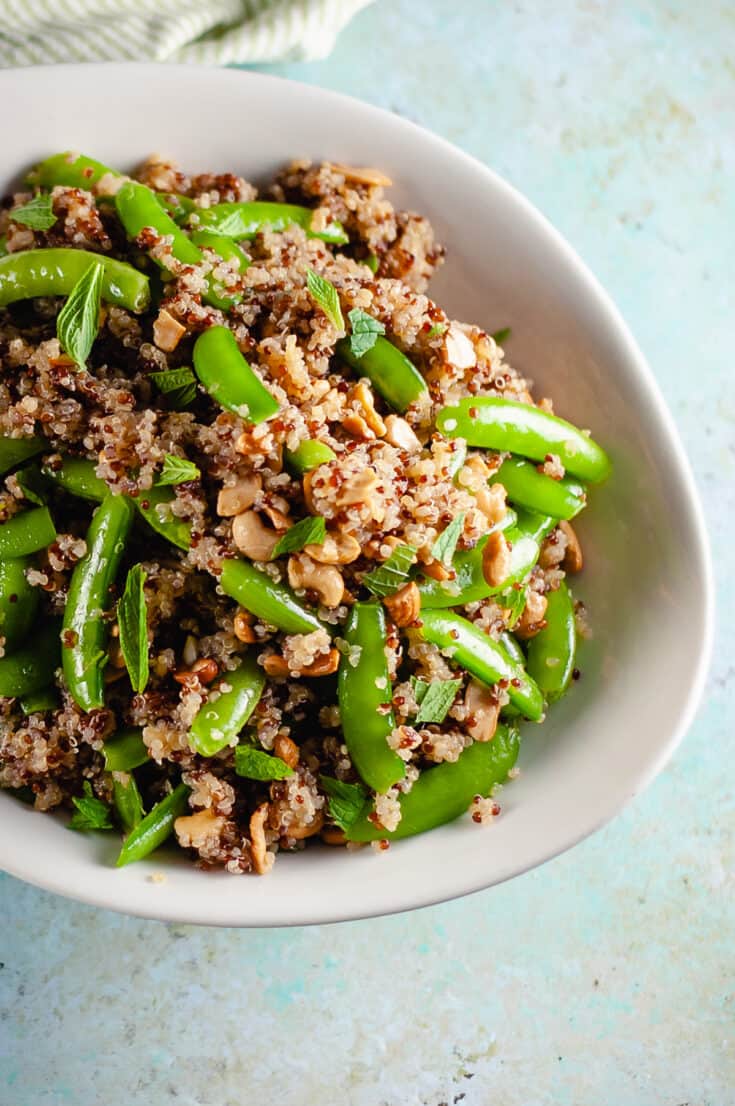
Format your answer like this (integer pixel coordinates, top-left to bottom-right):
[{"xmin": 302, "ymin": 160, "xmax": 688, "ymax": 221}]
[{"xmin": 0, "ymin": 64, "xmax": 713, "ymax": 926}]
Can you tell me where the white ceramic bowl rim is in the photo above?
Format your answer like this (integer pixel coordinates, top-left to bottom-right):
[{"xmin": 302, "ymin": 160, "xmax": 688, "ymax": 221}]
[{"xmin": 0, "ymin": 64, "xmax": 713, "ymax": 927}]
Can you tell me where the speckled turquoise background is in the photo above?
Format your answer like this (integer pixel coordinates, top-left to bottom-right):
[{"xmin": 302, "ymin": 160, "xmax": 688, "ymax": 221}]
[{"xmin": 2, "ymin": 3, "xmax": 733, "ymax": 1103}]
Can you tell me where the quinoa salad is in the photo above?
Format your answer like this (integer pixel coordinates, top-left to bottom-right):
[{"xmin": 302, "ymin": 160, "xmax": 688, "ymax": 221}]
[{"xmin": 0, "ymin": 151, "xmax": 610, "ymax": 875}]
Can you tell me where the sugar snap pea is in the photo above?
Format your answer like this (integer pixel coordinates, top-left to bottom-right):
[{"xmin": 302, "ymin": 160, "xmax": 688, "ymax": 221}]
[
  {"xmin": 0, "ymin": 507, "xmax": 56, "ymax": 558},
  {"xmin": 115, "ymin": 179, "xmax": 202, "ymax": 267},
  {"xmin": 112, "ymin": 773, "xmax": 145, "ymax": 834},
  {"xmin": 0, "ymin": 557, "xmax": 39, "ymax": 653},
  {"xmin": 193, "ymin": 325, "xmax": 279, "ymax": 423},
  {"xmin": 19, "ymin": 686, "xmax": 58, "ymax": 715},
  {"xmin": 336, "ymin": 336, "xmax": 428, "ymax": 412},
  {"xmin": 284, "ymin": 439, "xmax": 337, "ymax": 475},
  {"xmin": 116, "ymin": 782, "xmax": 190, "ymax": 867},
  {"xmin": 0, "ymin": 619, "xmax": 60, "ymax": 698},
  {"xmin": 436, "ymin": 397, "xmax": 611, "ymax": 483},
  {"xmin": 62, "ymin": 495, "xmax": 134, "ymax": 711},
  {"xmin": 189, "ymin": 230, "xmax": 250, "ymax": 311},
  {"xmin": 345, "ymin": 724, "xmax": 520, "ymax": 841},
  {"xmin": 0, "ymin": 436, "xmax": 44, "ymax": 476},
  {"xmin": 42, "ymin": 457, "xmax": 107, "ymax": 501},
  {"xmin": 338, "ymin": 601, "xmax": 405, "ymax": 793},
  {"xmin": 220, "ymin": 558, "xmax": 322, "ymax": 635},
  {"xmin": 102, "ymin": 728, "xmax": 148, "ymax": 772},
  {"xmin": 189, "ymin": 653, "xmax": 265, "ymax": 757},
  {"xmin": 29, "ymin": 151, "xmax": 121, "ymax": 192},
  {"xmin": 0, "ymin": 249, "xmax": 149, "ymax": 312},
  {"xmin": 191, "ymin": 201, "xmax": 348, "ymax": 245},
  {"xmin": 495, "ymin": 457, "xmax": 586, "ymax": 520},
  {"xmin": 418, "ymin": 609, "xmax": 544, "ymax": 721},
  {"xmin": 526, "ymin": 581, "xmax": 577, "ymax": 702}
]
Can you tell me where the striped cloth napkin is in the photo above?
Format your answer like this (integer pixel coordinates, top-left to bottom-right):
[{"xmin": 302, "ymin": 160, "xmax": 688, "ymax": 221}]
[{"xmin": 0, "ymin": 0, "xmax": 372, "ymax": 67}]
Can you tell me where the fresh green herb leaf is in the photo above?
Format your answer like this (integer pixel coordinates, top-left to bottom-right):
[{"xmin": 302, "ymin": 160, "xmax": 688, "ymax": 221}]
[
  {"xmin": 235, "ymin": 745, "xmax": 294, "ymax": 781},
  {"xmin": 156, "ymin": 454, "xmax": 201, "ymax": 486},
  {"xmin": 306, "ymin": 268, "xmax": 344, "ymax": 331},
  {"xmin": 491, "ymin": 326, "xmax": 511, "ymax": 345},
  {"xmin": 498, "ymin": 583, "xmax": 527, "ymax": 629},
  {"xmin": 68, "ymin": 781, "xmax": 114, "ymax": 833},
  {"xmin": 411, "ymin": 677, "xmax": 462, "ymax": 724},
  {"xmin": 15, "ymin": 464, "xmax": 48, "ymax": 506},
  {"xmin": 347, "ymin": 308, "xmax": 385, "ymax": 358},
  {"xmin": 272, "ymin": 515, "xmax": 327, "ymax": 558},
  {"xmin": 200, "ymin": 209, "xmax": 249, "ymax": 237},
  {"xmin": 118, "ymin": 564, "xmax": 149, "ymax": 694},
  {"xmin": 12, "ymin": 193, "xmax": 57, "ymax": 231},
  {"xmin": 364, "ymin": 253, "xmax": 379, "ymax": 274},
  {"xmin": 431, "ymin": 512, "xmax": 466, "ymax": 566},
  {"xmin": 56, "ymin": 261, "xmax": 104, "ymax": 370},
  {"xmin": 149, "ymin": 367, "xmax": 197, "ymax": 410},
  {"xmin": 427, "ymin": 323, "xmax": 448, "ymax": 339},
  {"xmin": 320, "ymin": 775, "xmax": 368, "ymax": 832},
  {"xmin": 112, "ymin": 773, "xmax": 145, "ymax": 834},
  {"xmin": 363, "ymin": 544, "xmax": 417, "ymax": 598}
]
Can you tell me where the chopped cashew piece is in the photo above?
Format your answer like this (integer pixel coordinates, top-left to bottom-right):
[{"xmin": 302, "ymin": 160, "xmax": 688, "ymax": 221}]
[
  {"xmin": 284, "ymin": 811, "xmax": 325, "ymax": 840},
  {"xmin": 464, "ymin": 681, "xmax": 500, "ymax": 742},
  {"xmin": 444, "ymin": 324, "xmax": 476, "ymax": 370},
  {"xmin": 216, "ymin": 473, "xmax": 262, "ymax": 517},
  {"xmin": 559, "ymin": 520, "xmax": 583, "ymax": 572},
  {"xmin": 329, "ymin": 163, "xmax": 393, "ymax": 187},
  {"xmin": 304, "ymin": 531, "xmax": 361, "ymax": 565},
  {"xmin": 482, "ymin": 530, "xmax": 512, "ymax": 588},
  {"xmin": 343, "ymin": 412, "xmax": 376, "ymax": 440},
  {"xmin": 249, "ymin": 803, "xmax": 274, "ymax": 875},
  {"xmin": 153, "ymin": 308, "xmax": 186, "ymax": 353},
  {"xmin": 233, "ymin": 608, "xmax": 257, "ymax": 643},
  {"xmin": 351, "ymin": 380, "xmax": 387, "ymax": 437},
  {"xmin": 232, "ymin": 510, "xmax": 279, "ymax": 561},
  {"xmin": 274, "ymin": 734, "xmax": 300, "ymax": 769},
  {"xmin": 383, "ymin": 581, "xmax": 421, "ymax": 627},
  {"xmin": 515, "ymin": 590, "xmax": 549, "ymax": 639},
  {"xmin": 263, "ymin": 648, "xmax": 340, "ymax": 678},
  {"xmin": 174, "ymin": 808, "xmax": 225, "ymax": 848},
  {"xmin": 288, "ymin": 552, "xmax": 345, "ymax": 607},
  {"xmin": 384, "ymin": 414, "xmax": 421, "ymax": 452}
]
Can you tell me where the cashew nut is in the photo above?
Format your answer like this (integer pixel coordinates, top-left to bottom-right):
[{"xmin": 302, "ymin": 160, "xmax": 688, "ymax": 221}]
[
  {"xmin": 383, "ymin": 581, "xmax": 421, "ymax": 627},
  {"xmin": 464, "ymin": 681, "xmax": 500, "ymax": 742},
  {"xmin": 249, "ymin": 802, "xmax": 273, "ymax": 875},
  {"xmin": 482, "ymin": 530, "xmax": 512, "ymax": 588},
  {"xmin": 216, "ymin": 473, "xmax": 262, "ymax": 517},
  {"xmin": 232, "ymin": 510, "xmax": 278, "ymax": 561},
  {"xmin": 288, "ymin": 553, "xmax": 345, "ymax": 607}
]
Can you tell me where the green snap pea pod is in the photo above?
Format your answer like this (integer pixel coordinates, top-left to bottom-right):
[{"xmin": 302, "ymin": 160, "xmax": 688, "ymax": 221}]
[
  {"xmin": 0, "ymin": 557, "xmax": 39, "ymax": 652},
  {"xmin": 189, "ymin": 654, "xmax": 265, "ymax": 757},
  {"xmin": 116, "ymin": 781, "xmax": 190, "ymax": 867},
  {"xmin": 189, "ymin": 230, "xmax": 250, "ymax": 312},
  {"xmin": 0, "ymin": 436, "xmax": 44, "ymax": 476},
  {"xmin": 0, "ymin": 507, "xmax": 56, "ymax": 558},
  {"xmin": 526, "ymin": 581, "xmax": 577, "ymax": 703},
  {"xmin": 338, "ymin": 601, "xmax": 405, "ymax": 793},
  {"xmin": 193, "ymin": 326, "xmax": 279, "ymax": 423},
  {"xmin": 102, "ymin": 728, "xmax": 148, "ymax": 772},
  {"xmin": 336, "ymin": 336, "xmax": 428, "ymax": 412},
  {"xmin": 220, "ymin": 558, "xmax": 323, "ymax": 635},
  {"xmin": 284, "ymin": 439, "xmax": 337, "ymax": 475},
  {"xmin": 115, "ymin": 179, "xmax": 202, "ymax": 266},
  {"xmin": 112, "ymin": 773, "xmax": 145, "ymax": 834},
  {"xmin": 345, "ymin": 724, "xmax": 520, "ymax": 841},
  {"xmin": 29, "ymin": 151, "xmax": 120, "ymax": 191},
  {"xmin": 20, "ymin": 686, "xmax": 59, "ymax": 714},
  {"xmin": 0, "ymin": 249, "xmax": 150, "ymax": 312},
  {"xmin": 135, "ymin": 484, "xmax": 192, "ymax": 551},
  {"xmin": 62, "ymin": 495, "xmax": 134, "ymax": 711},
  {"xmin": 0, "ymin": 619, "xmax": 60, "ymax": 698},
  {"xmin": 436, "ymin": 398, "xmax": 611, "ymax": 484},
  {"xmin": 418, "ymin": 609, "xmax": 544, "ymax": 721},
  {"xmin": 495, "ymin": 457, "xmax": 586, "ymax": 520},
  {"xmin": 157, "ymin": 193, "xmax": 197, "ymax": 224},
  {"xmin": 419, "ymin": 510, "xmax": 550, "ymax": 609},
  {"xmin": 498, "ymin": 630, "xmax": 525, "ymax": 666},
  {"xmin": 42, "ymin": 456, "xmax": 107, "ymax": 501},
  {"xmin": 191, "ymin": 201, "xmax": 348, "ymax": 245},
  {"xmin": 43, "ymin": 457, "xmax": 192, "ymax": 550}
]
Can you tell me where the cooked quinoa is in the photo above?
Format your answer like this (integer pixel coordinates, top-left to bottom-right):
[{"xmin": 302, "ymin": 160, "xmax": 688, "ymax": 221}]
[{"xmin": 0, "ymin": 153, "xmax": 606, "ymax": 875}]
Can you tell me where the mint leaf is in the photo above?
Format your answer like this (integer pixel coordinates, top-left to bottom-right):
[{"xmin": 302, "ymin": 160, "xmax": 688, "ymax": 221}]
[
  {"xmin": 427, "ymin": 323, "xmax": 447, "ymax": 339},
  {"xmin": 306, "ymin": 268, "xmax": 344, "ymax": 331},
  {"xmin": 235, "ymin": 745, "xmax": 294, "ymax": 781},
  {"xmin": 491, "ymin": 326, "xmax": 511, "ymax": 345},
  {"xmin": 56, "ymin": 261, "xmax": 103, "ymax": 370},
  {"xmin": 272, "ymin": 515, "xmax": 326, "ymax": 558},
  {"xmin": 363, "ymin": 544, "xmax": 417, "ymax": 598},
  {"xmin": 15, "ymin": 464, "xmax": 48, "ymax": 506},
  {"xmin": 12, "ymin": 194, "xmax": 57, "ymax": 231},
  {"xmin": 156, "ymin": 454, "xmax": 200, "ymax": 486},
  {"xmin": 200, "ymin": 210, "xmax": 249, "ymax": 237},
  {"xmin": 150, "ymin": 367, "xmax": 197, "ymax": 410},
  {"xmin": 68, "ymin": 781, "xmax": 114, "ymax": 832},
  {"xmin": 347, "ymin": 308, "xmax": 385, "ymax": 358},
  {"xmin": 118, "ymin": 564, "xmax": 149, "ymax": 693},
  {"xmin": 411, "ymin": 678, "xmax": 462, "ymax": 724},
  {"xmin": 320, "ymin": 775, "xmax": 368, "ymax": 832},
  {"xmin": 364, "ymin": 253, "xmax": 379, "ymax": 274},
  {"xmin": 498, "ymin": 583, "xmax": 527, "ymax": 629},
  {"xmin": 431, "ymin": 512, "xmax": 465, "ymax": 566}
]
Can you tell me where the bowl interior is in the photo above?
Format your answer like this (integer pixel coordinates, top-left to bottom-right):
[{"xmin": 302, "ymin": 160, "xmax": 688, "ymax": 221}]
[{"xmin": 0, "ymin": 65, "xmax": 712, "ymax": 925}]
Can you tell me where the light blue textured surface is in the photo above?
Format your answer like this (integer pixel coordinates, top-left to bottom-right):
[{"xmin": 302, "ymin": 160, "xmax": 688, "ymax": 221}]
[{"xmin": 2, "ymin": 3, "xmax": 733, "ymax": 1103}]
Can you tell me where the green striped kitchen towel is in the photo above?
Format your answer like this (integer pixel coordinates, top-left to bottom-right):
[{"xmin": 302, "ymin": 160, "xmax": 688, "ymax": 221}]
[{"xmin": 0, "ymin": 0, "xmax": 373, "ymax": 67}]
